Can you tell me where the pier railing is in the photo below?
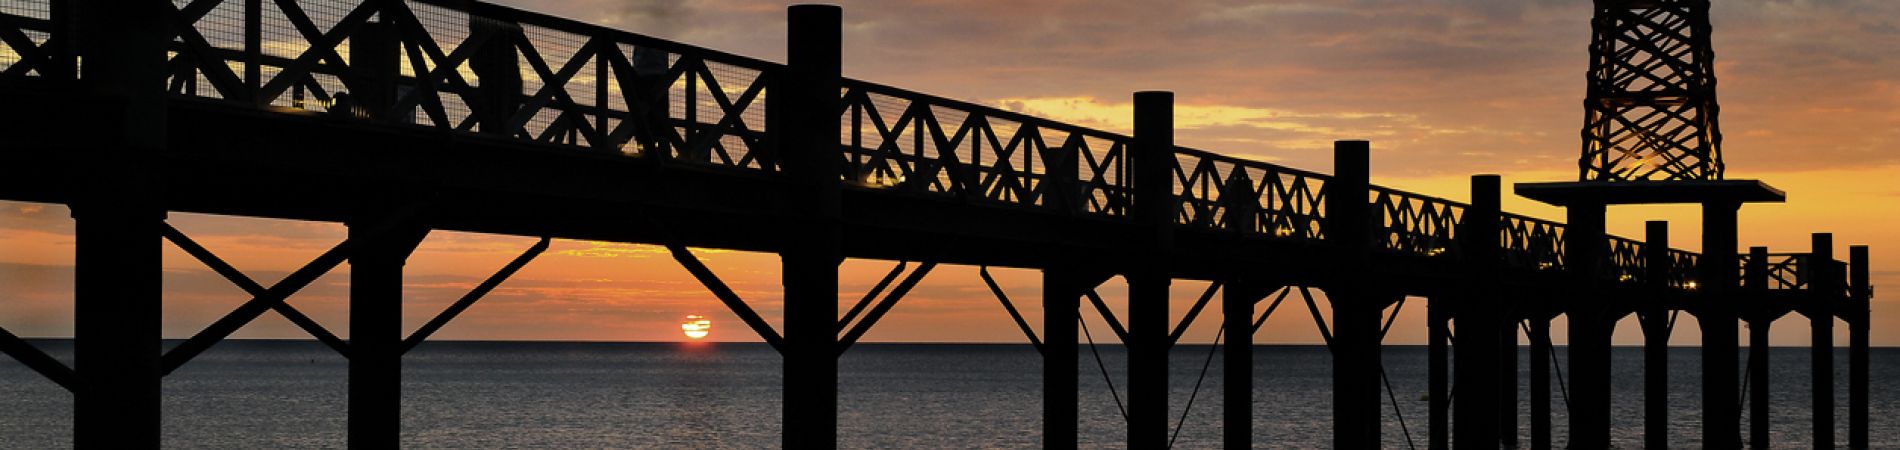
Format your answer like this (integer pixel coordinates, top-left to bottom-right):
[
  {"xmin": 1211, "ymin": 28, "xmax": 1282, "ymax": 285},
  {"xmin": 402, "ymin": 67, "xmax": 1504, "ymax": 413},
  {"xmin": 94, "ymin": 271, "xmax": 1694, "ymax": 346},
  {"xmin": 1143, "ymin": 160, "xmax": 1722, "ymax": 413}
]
[{"xmin": 0, "ymin": 0, "xmax": 1815, "ymax": 294}]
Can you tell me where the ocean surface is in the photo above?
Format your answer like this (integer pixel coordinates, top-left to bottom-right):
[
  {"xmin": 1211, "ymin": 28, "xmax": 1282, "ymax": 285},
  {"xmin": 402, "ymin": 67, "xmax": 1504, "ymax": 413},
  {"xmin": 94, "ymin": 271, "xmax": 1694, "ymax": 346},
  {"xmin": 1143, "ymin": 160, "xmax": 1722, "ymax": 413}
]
[{"xmin": 2, "ymin": 341, "xmax": 1896, "ymax": 448}]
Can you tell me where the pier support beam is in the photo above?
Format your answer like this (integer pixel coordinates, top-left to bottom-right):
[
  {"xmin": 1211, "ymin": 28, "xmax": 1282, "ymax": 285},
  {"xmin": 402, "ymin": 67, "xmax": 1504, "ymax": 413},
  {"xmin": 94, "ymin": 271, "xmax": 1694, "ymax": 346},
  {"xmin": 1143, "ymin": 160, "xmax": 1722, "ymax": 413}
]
[
  {"xmin": 1811, "ymin": 233, "xmax": 1836, "ymax": 450},
  {"xmin": 1499, "ymin": 313, "xmax": 1519, "ymax": 449},
  {"xmin": 1528, "ymin": 317, "xmax": 1552, "ymax": 450},
  {"xmin": 1849, "ymin": 245, "xmax": 1870, "ymax": 449},
  {"xmin": 1043, "ymin": 269, "xmax": 1083, "ymax": 449},
  {"xmin": 346, "ymin": 211, "xmax": 428, "ymax": 449},
  {"xmin": 1330, "ymin": 289, "xmax": 1390, "ymax": 448},
  {"xmin": 1701, "ymin": 201, "xmax": 1742, "ymax": 449},
  {"xmin": 1126, "ymin": 90, "xmax": 1174, "ymax": 449},
  {"xmin": 1325, "ymin": 140, "xmax": 1384, "ymax": 448},
  {"xmin": 1125, "ymin": 271, "xmax": 1170, "ymax": 448},
  {"xmin": 1646, "ymin": 221, "xmax": 1673, "ymax": 450},
  {"xmin": 1565, "ymin": 202, "xmax": 1613, "ymax": 449},
  {"xmin": 72, "ymin": 1, "xmax": 170, "ymax": 446},
  {"xmin": 1429, "ymin": 300, "xmax": 1450, "ymax": 450},
  {"xmin": 1453, "ymin": 175, "xmax": 1505, "ymax": 450},
  {"xmin": 781, "ymin": 5, "xmax": 844, "ymax": 449},
  {"xmin": 1747, "ymin": 318, "xmax": 1769, "ymax": 449},
  {"xmin": 1221, "ymin": 173, "xmax": 1264, "ymax": 450}
]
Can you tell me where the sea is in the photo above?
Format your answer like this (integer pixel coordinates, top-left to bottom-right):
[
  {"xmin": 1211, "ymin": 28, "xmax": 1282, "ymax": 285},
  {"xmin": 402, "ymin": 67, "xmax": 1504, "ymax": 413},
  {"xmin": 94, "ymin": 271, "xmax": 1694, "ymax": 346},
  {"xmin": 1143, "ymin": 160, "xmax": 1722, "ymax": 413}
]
[{"xmin": 1, "ymin": 341, "xmax": 1896, "ymax": 449}]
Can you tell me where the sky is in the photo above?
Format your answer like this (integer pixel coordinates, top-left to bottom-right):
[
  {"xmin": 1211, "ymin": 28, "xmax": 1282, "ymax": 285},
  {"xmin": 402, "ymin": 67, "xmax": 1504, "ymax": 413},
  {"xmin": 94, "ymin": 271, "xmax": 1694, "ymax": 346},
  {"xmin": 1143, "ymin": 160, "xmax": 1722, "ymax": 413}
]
[{"xmin": 1, "ymin": 0, "xmax": 1896, "ymax": 348}]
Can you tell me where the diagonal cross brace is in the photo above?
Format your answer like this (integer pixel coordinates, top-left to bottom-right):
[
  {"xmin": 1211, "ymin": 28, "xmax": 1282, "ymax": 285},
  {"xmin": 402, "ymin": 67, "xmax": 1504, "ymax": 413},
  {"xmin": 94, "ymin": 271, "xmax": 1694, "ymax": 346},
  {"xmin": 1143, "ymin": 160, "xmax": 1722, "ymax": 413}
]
[
  {"xmin": 840, "ymin": 261, "xmax": 907, "ymax": 329},
  {"xmin": 838, "ymin": 262, "xmax": 936, "ymax": 355},
  {"xmin": 1380, "ymin": 297, "xmax": 1408, "ymax": 341},
  {"xmin": 1299, "ymin": 286, "xmax": 1335, "ymax": 349},
  {"xmin": 1084, "ymin": 289, "xmax": 1130, "ymax": 343},
  {"xmin": 1252, "ymin": 286, "xmax": 1293, "ymax": 335},
  {"xmin": 979, "ymin": 266, "xmax": 1043, "ymax": 353},
  {"xmin": 1168, "ymin": 281, "xmax": 1224, "ymax": 346},
  {"xmin": 161, "ymin": 224, "xmax": 349, "ymax": 357},
  {"xmin": 666, "ymin": 243, "xmax": 785, "ymax": 353},
  {"xmin": 160, "ymin": 206, "xmax": 422, "ymax": 376},
  {"xmin": 0, "ymin": 325, "xmax": 75, "ymax": 391},
  {"xmin": 402, "ymin": 237, "xmax": 550, "ymax": 354}
]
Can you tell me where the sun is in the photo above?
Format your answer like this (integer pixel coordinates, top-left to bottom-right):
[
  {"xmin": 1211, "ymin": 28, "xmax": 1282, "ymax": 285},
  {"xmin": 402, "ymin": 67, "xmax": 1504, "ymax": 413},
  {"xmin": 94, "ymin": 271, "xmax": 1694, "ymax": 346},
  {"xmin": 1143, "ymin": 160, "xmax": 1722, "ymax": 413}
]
[{"xmin": 681, "ymin": 315, "xmax": 711, "ymax": 340}]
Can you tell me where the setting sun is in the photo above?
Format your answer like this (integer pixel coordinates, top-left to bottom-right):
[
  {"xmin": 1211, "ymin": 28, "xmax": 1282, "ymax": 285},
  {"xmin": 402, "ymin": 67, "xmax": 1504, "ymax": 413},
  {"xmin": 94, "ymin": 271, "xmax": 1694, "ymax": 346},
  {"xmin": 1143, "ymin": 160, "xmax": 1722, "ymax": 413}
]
[{"xmin": 681, "ymin": 315, "xmax": 711, "ymax": 340}]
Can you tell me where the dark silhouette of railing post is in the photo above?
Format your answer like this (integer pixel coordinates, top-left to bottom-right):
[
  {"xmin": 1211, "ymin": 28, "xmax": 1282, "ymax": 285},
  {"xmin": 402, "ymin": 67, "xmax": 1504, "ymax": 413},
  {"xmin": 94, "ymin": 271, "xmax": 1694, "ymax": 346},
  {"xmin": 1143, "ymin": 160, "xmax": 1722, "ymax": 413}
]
[
  {"xmin": 1222, "ymin": 170, "xmax": 1262, "ymax": 449},
  {"xmin": 1744, "ymin": 246, "xmax": 1769, "ymax": 449},
  {"xmin": 1701, "ymin": 201, "xmax": 1743, "ymax": 449},
  {"xmin": 1810, "ymin": 233, "xmax": 1836, "ymax": 449},
  {"xmin": 346, "ymin": 207, "xmax": 428, "ymax": 449},
  {"xmin": 471, "ymin": 18, "xmax": 523, "ymax": 136},
  {"xmin": 1325, "ymin": 140, "xmax": 1384, "ymax": 448},
  {"xmin": 1849, "ymin": 245, "xmax": 1870, "ymax": 449},
  {"xmin": 1127, "ymin": 91, "xmax": 1174, "ymax": 449},
  {"xmin": 1043, "ymin": 268, "xmax": 1083, "ymax": 449},
  {"xmin": 1564, "ymin": 200, "xmax": 1612, "ymax": 449},
  {"xmin": 1455, "ymin": 175, "xmax": 1503, "ymax": 450},
  {"xmin": 1428, "ymin": 299, "xmax": 1449, "ymax": 450},
  {"xmin": 781, "ymin": 5, "xmax": 844, "ymax": 449},
  {"xmin": 1644, "ymin": 221, "xmax": 1673, "ymax": 449},
  {"xmin": 70, "ymin": 2, "xmax": 169, "ymax": 447}
]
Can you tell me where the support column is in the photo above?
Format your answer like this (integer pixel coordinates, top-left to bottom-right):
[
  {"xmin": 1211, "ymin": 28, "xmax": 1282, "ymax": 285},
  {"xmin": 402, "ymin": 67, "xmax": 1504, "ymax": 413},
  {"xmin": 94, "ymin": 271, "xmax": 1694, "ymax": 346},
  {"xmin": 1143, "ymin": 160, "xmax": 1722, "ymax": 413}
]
[
  {"xmin": 1746, "ymin": 318, "xmax": 1769, "ymax": 449},
  {"xmin": 72, "ymin": 1, "xmax": 169, "ymax": 447},
  {"xmin": 1221, "ymin": 172, "xmax": 1261, "ymax": 450},
  {"xmin": 1848, "ymin": 245, "xmax": 1869, "ymax": 450},
  {"xmin": 1429, "ymin": 301, "xmax": 1450, "ymax": 450},
  {"xmin": 1499, "ymin": 314, "xmax": 1519, "ymax": 449},
  {"xmin": 1646, "ymin": 221, "xmax": 1674, "ymax": 450},
  {"xmin": 1528, "ymin": 317, "xmax": 1552, "ymax": 450},
  {"xmin": 1043, "ymin": 269, "xmax": 1081, "ymax": 450},
  {"xmin": 1455, "ymin": 175, "xmax": 1504, "ymax": 450},
  {"xmin": 1811, "ymin": 233, "xmax": 1835, "ymax": 450},
  {"xmin": 782, "ymin": 5, "xmax": 843, "ymax": 449},
  {"xmin": 346, "ymin": 213, "xmax": 427, "ymax": 449},
  {"xmin": 1126, "ymin": 91, "xmax": 1174, "ymax": 449},
  {"xmin": 1565, "ymin": 202, "xmax": 1613, "ymax": 449},
  {"xmin": 1326, "ymin": 141, "xmax": 1382, "ymax": 448},
  {"xmin": 1745, "ymin": 246, "xmax": 1769, "ymax": 450},
  {"xmin": 1701, "ymin": 201, "xmax": 1742, "ymax": 449},
  {"xmin": 1332, "ymin": 290, "xmax": 1387, "ymax": 448}
]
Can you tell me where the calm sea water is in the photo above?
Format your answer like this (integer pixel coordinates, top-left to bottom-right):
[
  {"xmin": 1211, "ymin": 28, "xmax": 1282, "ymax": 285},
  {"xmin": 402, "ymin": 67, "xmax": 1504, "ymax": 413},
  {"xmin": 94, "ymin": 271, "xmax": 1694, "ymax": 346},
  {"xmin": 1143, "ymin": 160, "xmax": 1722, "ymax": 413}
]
[{"xmin": 1, "ymin": 341, "xmax": 1896, "ymax": 448}]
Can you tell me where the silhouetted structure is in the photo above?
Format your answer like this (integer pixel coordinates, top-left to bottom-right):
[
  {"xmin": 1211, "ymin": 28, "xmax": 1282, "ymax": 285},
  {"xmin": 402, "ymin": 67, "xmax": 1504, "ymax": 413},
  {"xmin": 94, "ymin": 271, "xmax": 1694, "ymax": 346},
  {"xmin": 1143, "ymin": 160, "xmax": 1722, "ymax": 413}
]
[{"xmin": 0, "ymin": 1, "xmax": 1871, "ymax": 449}]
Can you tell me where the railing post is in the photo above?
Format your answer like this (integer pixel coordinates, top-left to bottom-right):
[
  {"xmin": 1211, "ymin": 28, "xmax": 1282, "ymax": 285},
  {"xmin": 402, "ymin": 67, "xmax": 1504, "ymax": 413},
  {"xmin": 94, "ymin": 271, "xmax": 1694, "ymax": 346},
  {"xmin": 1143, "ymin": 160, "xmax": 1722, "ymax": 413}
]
[
  {"xmin": 1042, "ymin": 268, "xmax": 1083, "ymax": 450},
  {"xmin": 1746, "ymin": 246, "xmax": 1769, "ymax": 449},
  {"xmin": 1126, "ymin": 91, "xmax": 1173, "ymax": 449},
  {"xmin": 1811, "ymin": 233, "xmax": 1836, "ymax": 449},
  {"xmin": 782, "ymin": 5, "xmax": 844, "ymax": 449},
  {"xmin": 1700, "ymin": 201, "xmax": 1742, "ymax": 449},
  {"xmin": 1564, "ymin": 200, "xmax": 1612, "ymax": 449},
  {"xmin": 1848, "ymin": 245, "xmax": 1870, "ymax": 449},
  {"xmin": 71, "ymin": 1, "xmax": 170, "ymax": 447},
  {"xmin": 1325, "ymin": 140, "xmax": 1382, "ymax": 448},
  {"xmin": 1455, "ymin": 175, "xmax": 1503, "ymax": 450},
  {"xmin": 1644, "ymin": 221, "xmax": 1672, "ymax": 450},
  {"xmin": 346, "ymin": 207, "xmax": 428, "ymax": 449},
  {"xmin": 471, "ymin": 17, "xmax": 523, "ymax": 136}
]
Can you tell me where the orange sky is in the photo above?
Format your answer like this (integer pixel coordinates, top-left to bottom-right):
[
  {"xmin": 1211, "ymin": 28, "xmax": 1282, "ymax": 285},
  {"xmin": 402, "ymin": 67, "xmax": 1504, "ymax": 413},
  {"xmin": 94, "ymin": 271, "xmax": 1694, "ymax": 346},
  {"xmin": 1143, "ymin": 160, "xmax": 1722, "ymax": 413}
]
[{"xmin": 1, "ymin": 0, "xmax": 1895, "ymax": 347}]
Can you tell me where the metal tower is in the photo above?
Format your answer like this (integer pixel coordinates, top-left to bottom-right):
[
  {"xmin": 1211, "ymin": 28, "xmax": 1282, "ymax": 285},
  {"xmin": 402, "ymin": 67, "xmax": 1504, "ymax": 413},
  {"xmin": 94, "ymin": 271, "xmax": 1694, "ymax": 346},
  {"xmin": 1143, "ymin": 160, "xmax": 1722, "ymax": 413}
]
[{"xmin": 1581, "ymin": 0, "xmax": 1723, "ymax": 181}]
